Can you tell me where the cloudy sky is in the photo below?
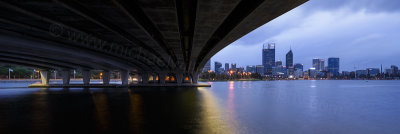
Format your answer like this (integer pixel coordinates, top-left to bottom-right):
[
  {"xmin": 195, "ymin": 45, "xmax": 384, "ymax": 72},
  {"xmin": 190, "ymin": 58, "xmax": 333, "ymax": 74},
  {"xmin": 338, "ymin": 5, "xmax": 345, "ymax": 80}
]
[{"xmin": 211, "ymin": 0, "xmax": 400, "ymax": 71}]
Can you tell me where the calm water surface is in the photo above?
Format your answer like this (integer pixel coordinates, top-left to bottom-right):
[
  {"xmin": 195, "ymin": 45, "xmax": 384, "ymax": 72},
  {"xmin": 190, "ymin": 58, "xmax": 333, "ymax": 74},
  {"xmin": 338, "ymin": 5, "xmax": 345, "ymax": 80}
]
[{"xmin": 1, "ymin": 80, "xmax": 400, "ymax": 134}]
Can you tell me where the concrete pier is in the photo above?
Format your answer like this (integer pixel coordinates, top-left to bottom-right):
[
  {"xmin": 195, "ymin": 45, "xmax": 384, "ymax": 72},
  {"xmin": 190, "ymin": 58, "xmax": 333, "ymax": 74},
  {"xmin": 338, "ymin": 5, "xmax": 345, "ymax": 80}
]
[
  {"xmin": 61, "ymin": 69, "xmax": 71, "ymax": 85},
  {"xmin": 82, "ymin": 70, "xmax": 90, "ymax": 85},
  {"xmin": 102, "ymin": 70, "xmax": 110, "ymax": 85},
  {"xmin": 40, "ymin": 69, "xmax": 50, "ymax": 85}
]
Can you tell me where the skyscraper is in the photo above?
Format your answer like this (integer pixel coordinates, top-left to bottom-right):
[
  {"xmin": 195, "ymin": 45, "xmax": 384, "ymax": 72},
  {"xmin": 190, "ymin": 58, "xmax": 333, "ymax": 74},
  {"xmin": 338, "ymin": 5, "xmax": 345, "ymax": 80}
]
[
  {"xmin": 312, "ymin": 58, "xmax": 325, "ymax": 71},
  {"xmin": 262, "ymin": 43, "xmax": 275, "ymax": 75},
  {"xmin": 231, "ymin": 63, "xmax": 237, "ymax": 72},
  {"xmin": 214, "ymin": 61, "xmax": 222, "ymax": 74},
  {"xmin": 320, "ymin": 59, "xmax": 325, "ymax": 71},
  {"xmin": 202, "ymin": 60, "xmax": 211, "ymax": 72},
  {"xmin": 391, "ymin": 65, "xmax": 399, "ymax": 75},
  {"xmin": 225, "ymin": 63, "xmax": 229, "ymax": 73},
  {"xmin": 328, "ymin": 57, "xmax": 340, "ymax": 77},
  {"xmin": 286, "ymin": 49, "xmax": 294, "ymax": 77}
]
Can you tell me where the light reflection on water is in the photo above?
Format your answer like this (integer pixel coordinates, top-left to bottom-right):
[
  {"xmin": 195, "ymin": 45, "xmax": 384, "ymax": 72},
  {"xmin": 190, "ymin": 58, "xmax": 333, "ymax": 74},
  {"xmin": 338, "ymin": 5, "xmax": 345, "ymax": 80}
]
[{"xmin": 1, "ymin": 80, "xmax": 400, "ymax": 134}]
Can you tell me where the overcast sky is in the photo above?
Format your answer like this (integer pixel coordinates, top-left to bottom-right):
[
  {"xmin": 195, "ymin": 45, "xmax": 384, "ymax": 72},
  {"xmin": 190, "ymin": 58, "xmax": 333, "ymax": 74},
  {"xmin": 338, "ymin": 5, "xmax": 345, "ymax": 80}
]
[{"xmin": 211, "ymin": 0, "xmax": 400, "ymax": 72}]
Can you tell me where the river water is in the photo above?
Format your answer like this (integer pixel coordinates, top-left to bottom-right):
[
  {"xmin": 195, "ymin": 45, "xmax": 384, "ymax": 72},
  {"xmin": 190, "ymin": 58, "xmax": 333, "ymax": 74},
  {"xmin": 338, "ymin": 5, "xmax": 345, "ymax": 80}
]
[{"xmin": 0, "ymin": 80, "xmax": 400, "ymax": 134}]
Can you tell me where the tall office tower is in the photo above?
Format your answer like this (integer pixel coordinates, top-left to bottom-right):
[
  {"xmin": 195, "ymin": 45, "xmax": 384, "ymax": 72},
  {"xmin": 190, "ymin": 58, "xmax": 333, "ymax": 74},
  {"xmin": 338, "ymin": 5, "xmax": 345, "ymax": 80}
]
[
  {"xmin": 312, "ymin": 58, "xmax": 320, "ymax": 71},
  {"xmin": 225, "ymin": 63, "xmax": 229, "ymax": 73},
  {"xmin": 286, "ymin": 49, "xmax": 294, "ymax": 76},
  {"xmin": 319, "ymin": 59, "xmax": 325, "ymax": 71},
  {"xmin": 214, "ymin": 61, "xmax": 222, "ymax": 74},
  {"xmin": 328, "ymin": 57, "xmax": 340, "ymax": 77},
  {"xmin": 312, "ymin": 58, "xmax": 325, "ymax": 71},
  {"xmin": 203, "ymin": 60, "xmax": 211, "ymax": 72},
  {"xmin": 231, "ymin": 63, "xmax": 237, "ymax": 72},
  {"xmin": 262, "ymin": 43, "xmax": 275, "ymax": 75},
  {"xmin": 294, "ymin": 63, "xmax": 304, "ymax": 71},
  {"xmin": 391, "ymin": 65, "xmax": 399, "ymax": 75}
]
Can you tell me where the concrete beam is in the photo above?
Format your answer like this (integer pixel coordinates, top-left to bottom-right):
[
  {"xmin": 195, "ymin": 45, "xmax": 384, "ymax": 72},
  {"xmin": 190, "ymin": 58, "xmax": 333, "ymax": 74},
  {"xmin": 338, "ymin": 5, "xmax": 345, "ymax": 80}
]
[
  {"xmin": 102, "ymin": 70, "xmax": 110, "ymax": 85},
  {"xmin": 82, "ymin": 69, "xmax": 90, "ymax": 85},
  {"xmin": 40, "ymin": 69, "xmax": 50, "ymax": 85}
]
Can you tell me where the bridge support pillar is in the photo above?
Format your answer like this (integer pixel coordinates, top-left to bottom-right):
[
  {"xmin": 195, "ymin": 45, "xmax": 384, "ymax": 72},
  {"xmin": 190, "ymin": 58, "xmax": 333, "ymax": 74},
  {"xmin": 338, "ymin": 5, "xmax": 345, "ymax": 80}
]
[
  {"xmin": 176, "ymin": 72, "xmax": 183, "ymax": 85},
  {"xmin": 192, "ymin": 72, "xmax": 199, "ymax": 84},
  {"xmin": 82, "ymin": 70, "xmax": 90, "ymax": 85},
  {"xmin": 40, "ymin": 69, "xmax": 50, "ymax": 85},
  {"xmin": 102, "ymin": 70, "xmax": 110, "ymax": 85},
  {"xmin": 61, "ymin": 69, "xmax": 71, "ymax": 85},
  {"xmin": 189, "ymin": 75, "xmax": 193, "ymax": 84},
  {"xmin": 121, "ymin": 70, "xmax": 129, "ymax": 86},
  {"xmin": 159, "ymin": 72, "xmax": 166, "ymax": 84},
  {"xmin": 142, "ymin": 73, "xmax": 149, "ymax": 84},
  {"xmin": 152, "ymin": 74, "xmax": 157, "ymax": 84}
]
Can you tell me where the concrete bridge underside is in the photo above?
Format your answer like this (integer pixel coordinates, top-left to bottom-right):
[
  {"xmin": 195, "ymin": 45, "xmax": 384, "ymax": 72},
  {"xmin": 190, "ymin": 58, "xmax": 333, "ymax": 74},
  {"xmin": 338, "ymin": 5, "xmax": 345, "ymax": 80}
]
[{"xmin": 0, "ymin": 0, "xmax": 307, "ymax": 85}]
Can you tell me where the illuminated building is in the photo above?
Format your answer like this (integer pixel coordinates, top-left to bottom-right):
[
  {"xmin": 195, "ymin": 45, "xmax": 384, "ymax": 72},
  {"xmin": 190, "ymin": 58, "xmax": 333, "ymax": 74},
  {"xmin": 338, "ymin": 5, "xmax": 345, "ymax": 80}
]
[
  {"xmin": 214, "ymin": 62, "xmax": 222, "ymax": 74},
  {"xmin": 286, "ymin": 49, "xmax": 294, "ymax": 77},
  {"xmin": 328, "ymin": 57, "xmax": 340, "ymax": 77},
  {"xmin": 256, "ymin": 65, "xmax": 264, "ymax": 75},
  {"xmin": 246, "ymin": 65, "xmax": 256, "ymax": 73},
  {"xmin": 262, "ymin": 43, "xmax": 275, "ymax": 75}
]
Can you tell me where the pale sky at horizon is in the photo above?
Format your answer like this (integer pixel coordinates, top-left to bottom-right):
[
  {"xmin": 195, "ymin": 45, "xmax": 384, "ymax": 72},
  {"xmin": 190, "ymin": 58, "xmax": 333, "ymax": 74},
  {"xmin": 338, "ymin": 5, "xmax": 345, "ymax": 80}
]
[{"xmin": 211, "ymin": 0, "xmax": 400, "ymax": 72}]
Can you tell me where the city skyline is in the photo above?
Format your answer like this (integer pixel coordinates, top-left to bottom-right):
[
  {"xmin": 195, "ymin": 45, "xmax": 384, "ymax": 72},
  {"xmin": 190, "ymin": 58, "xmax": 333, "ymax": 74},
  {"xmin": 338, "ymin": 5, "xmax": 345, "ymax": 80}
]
[{"xmin": 211, "ymin": 0, "xmax": 400, "ymax": 71}]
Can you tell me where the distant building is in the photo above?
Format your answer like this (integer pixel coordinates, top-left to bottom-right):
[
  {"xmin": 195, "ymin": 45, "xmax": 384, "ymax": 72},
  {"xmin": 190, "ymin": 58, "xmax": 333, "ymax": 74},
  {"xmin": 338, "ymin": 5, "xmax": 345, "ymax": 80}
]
[
  {"xmin": 276, "ymin": 60, "xmax": 282, "ymax": 66},
  {"xmin": 356, "ymin": 70, "xmax": 368, "ymax": 78},
  {"xmin": 312, "ymin": 58, "xmax": 325, "ymax": 71},
  {"xmin": 391, "ymin": 65, "xmax": 399, "ymax": 75},
  {"xmin": 214, "ymin": 62, "xmax": 222, "ymax": 74},
  {"xmin": 238, "ymin": 67, "xmax": 244, "ymax": 73},
  {"xmin": 294, "ymin": 63, "xmax": 303, "ymax": 72},
  {"xmin": 262, "ymin": 43, "xmax": 275, "ymax": 75},
  {"xmin": 203, "ymin": 60, "xmax": 211, "ymax": 72},
  {"xmin": 231, "ymin": 63, "xmax": 237, "ymax": 72},
  {"xmin": 286, "ymin": 49, "xmax": 294, "ymax": 77},
  {"xmin": 309, "ymin": 68, "xmax": 317, "ymax": 78},
  {"xmin": 256, "ymin": 65, "xmax": 264, "ymax": 75},
  {"xmin": 225, "ymin": 63, "xmax": 229, "ymax": 73},
  {"xmin": 328, "ymin": 57, "xmax": 340, "ymax": 77},
  {"xmin": 367, "ymin": 68, "xmax": 380, "ymax": 77},
  {"xmin": 246, "ymin": 65, "xmax": 256, "ymax": 73}
]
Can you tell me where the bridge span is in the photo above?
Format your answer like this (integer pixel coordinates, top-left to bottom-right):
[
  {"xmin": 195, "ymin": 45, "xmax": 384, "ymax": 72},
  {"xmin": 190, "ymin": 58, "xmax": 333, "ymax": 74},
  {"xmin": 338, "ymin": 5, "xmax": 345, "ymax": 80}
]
[{"xmin": 0, "ymin": 0, "xmax": 307, "ymax": 86}]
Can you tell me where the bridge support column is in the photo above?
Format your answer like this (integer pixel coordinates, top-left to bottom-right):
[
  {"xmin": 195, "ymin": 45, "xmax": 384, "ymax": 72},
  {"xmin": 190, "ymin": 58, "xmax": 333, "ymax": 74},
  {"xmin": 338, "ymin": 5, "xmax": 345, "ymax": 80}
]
[
  {"xmin": 142, "ymin": 73, "xmax": 149, "ymax": 84},
  {"xmin": 61, "ymin": 69, "xmax": 71, "ymax": 85},
  {"xmin": 40, "ymin": 69, "xmax": 50, "ymax": 85},
  {"xmin": 192, "ymin": 72, "xmax": 199, "ymax": 84},
  {"xmin": 82, "ymin": 70, "xmax": 90, "ymax": 85},
  {"xmin": 121, "ymin": 70, "xmax": 129, "ymax": 86},
  {"xmin": 176, "ymin": 72, "xmax": 183, "ymax": 85},
  {"xmin": 159, "ymin": 72, "xmax": 166, "ymax": 84},
  {"xmin": 189, "ymin": 75, "xmax": 193, "ymax": 84},
  {"xmin": 152, "ymin": 74, "xmax": 157, "ymax": 84},
  {"xmin": 102, "ymin": 70, "xmax": 110, "ymax": 85},
  {"xmin": 137, "ymin": 74, "xmax": 142, "ymax": 83}
]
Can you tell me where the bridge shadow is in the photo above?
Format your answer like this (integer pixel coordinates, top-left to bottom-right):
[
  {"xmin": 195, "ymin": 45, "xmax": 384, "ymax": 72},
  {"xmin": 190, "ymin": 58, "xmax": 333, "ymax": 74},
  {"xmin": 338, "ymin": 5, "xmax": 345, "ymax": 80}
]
[{"xmin": 0, "ymin": 87, "xmax": 231, "ymax": 134}]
